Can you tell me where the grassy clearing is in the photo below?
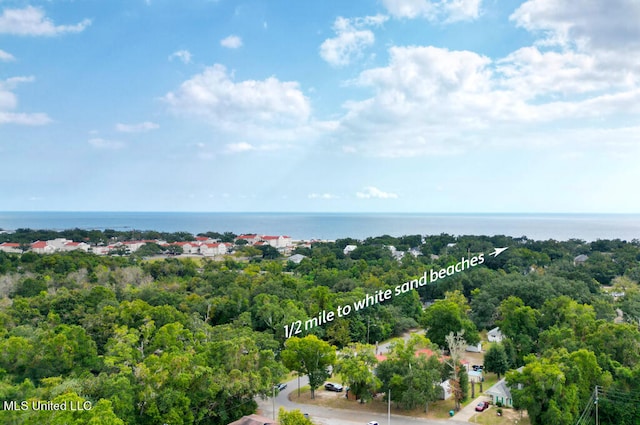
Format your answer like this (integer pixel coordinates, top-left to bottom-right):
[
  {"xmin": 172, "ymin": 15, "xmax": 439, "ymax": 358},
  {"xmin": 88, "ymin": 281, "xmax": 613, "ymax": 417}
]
[
  {"xmin": 289, "ymin": 386, "xmax": 466, "ymax": 420},
  {"xmin": 469, "ymin": 407, "xmax": 530, "ymax": 425}
]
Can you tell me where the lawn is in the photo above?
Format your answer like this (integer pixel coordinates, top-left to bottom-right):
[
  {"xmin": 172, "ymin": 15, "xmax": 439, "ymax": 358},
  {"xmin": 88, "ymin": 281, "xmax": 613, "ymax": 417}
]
[
  {"xmin": 469, "ymin": 407, "xmax": 530, "ymax": 425},
  {"xmin": 290, "ymin": 386, "xmax": 465, "ymax": 420}
]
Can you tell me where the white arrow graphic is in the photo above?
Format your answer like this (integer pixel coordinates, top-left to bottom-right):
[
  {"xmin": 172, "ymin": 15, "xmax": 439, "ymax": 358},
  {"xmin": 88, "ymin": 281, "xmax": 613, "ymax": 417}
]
[{"xmin": 489, "ymin": 247, "xmax": 509, "ymax": 257}]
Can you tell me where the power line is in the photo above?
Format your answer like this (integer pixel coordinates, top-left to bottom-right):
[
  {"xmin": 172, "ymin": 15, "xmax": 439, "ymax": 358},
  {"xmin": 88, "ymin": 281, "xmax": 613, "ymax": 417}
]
[
  {"xmin": 575, "ymin": 391, "xmax": 596, "ymax": 425},
  {"xmin": 575, "ymin": 385, "xmax": 640, "ymax": 425}
]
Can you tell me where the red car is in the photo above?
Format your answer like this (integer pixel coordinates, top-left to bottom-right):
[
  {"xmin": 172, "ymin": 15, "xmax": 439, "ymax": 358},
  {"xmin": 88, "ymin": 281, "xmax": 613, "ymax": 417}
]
[{"xmin": 475, "ymin": 401, "xmax": 490, "ymax": 412}]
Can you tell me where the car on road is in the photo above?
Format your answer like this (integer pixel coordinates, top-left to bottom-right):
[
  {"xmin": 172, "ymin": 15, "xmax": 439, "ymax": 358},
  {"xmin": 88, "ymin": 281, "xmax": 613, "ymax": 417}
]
[
  {"xmin": 324, "ymin": 382, "xmax": 344, "ymax": 392},
  {"xmin": 475, "ymin": 401, "xmax": 490, "ymax": 412},
  {"xmin": 274, "ymin": 383, "xmax": 287, "ymax": 391},
  {"xmin": 367, "ymin": 422, "xmax": 379, "ymax": 425}
]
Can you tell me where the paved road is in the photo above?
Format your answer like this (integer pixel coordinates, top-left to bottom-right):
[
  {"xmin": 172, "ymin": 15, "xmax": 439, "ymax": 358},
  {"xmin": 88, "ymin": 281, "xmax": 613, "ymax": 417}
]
[{"xmin": 257, "ymin": 375, "xmax": 470, "ymax": 425}]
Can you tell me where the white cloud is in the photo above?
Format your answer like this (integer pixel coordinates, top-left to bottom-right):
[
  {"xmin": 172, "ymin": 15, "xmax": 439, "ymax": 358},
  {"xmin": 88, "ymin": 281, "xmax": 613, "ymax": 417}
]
[
  {"xmin": 381, "ymin": 0, "xmax": 481, "ymax": 23},
  {"xmin": 497, "ymin": 48, "xmax": 597, "ymax": 97},
  {"xmin": 88, "ymin": 138, "xmax": 125, "ymax": 150},
  {"xmin": 169, "ymin": 50, "xmax": 192, "ymax": 64},
  {"xmin": 338, "ymin": 45, "xmax": 495, "ymax": 156},
  {"xmin": 0, "ymin": 112, "xmax": 51, "ymax": 125},
  {"xmin": 163, "ymin": 64, "xmax": 312, "ymax": 138},
  {"xmin": 224, "ymin": 141, "xmax": 285, "ymax": 153},
  {"xmin": 0, "ymin": 49, "xmax": 15, "ymax": 61},
  {"xmin": 333, "ymin": 12, "xmax": 640, "ymax": 158},
  {"xmin": 308, "ymin": 193, "xmax": 339, "ymax": 199},
  {"xmin": 442, "ymin": 0, "xmax": 482, "ymax": 22},
  {"xmin": 356, "ymin": 186, "xmax": 398, "ymax": 199},
  {"xmin": 115, "ymin": 121, "xmax": 159, "ymax": 133},
  {"xmin": 220, "ymin": 35, "xmax": 242, "ymax": 49},
  {"xmin": 226, "ymin": 142, "xmax": 254, "ymax": 153},
  {"xmin": 0, "ymin": 76, "xmax": 51, "ymax": 126},
  {"xmin": 0, "ymin": 6, "xmax": 91, "ymax": 36},
  {"xmin": 319, "ymin": 15, "xmax": 387, "ymax": 67},
  {"xmin": 510, "ymin": 0, "xmax": 640, "ymax": 52}
]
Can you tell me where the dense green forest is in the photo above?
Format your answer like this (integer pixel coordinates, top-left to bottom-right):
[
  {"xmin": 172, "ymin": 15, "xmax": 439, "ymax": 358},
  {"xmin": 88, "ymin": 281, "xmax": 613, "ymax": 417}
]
[{"xmin": 1, "ymin": 231, "xmax": 639, "ymax": 424}]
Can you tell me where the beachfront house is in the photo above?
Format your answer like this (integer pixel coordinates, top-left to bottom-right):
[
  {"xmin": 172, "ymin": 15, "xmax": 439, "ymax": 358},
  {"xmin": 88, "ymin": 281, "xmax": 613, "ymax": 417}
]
[
  {"xmin": 200, "ymin": 243, "xmax": 229, "ymax": 257},
  {"xmin": 261, "ymin": 235, "xmax": 292, "ymax": 249}
]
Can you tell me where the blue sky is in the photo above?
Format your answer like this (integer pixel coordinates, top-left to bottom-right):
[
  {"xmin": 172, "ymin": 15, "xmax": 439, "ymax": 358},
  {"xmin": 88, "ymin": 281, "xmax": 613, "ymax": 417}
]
[{"xmin": 1, "ymin": 0, "xmax": 639, "ymax": 212}]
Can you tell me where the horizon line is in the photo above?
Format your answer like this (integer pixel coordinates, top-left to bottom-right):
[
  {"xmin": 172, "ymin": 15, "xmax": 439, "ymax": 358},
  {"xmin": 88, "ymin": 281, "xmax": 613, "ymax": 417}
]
[{"xmin": 2, "ymin": 210, "xmax": 639, "ymax": 215}]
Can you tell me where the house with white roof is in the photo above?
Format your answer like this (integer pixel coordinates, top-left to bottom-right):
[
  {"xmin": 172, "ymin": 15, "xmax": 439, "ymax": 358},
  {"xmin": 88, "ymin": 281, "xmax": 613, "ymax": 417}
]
[
  {"xmin": 343, "ymin": 245, "xmax": 358, "ymax": 255},
  {"xmin": 487, "ymin": 327, "xmax": 504, "ymax": 343},
  {"xmin": 574, "ymin": 254, "xmax": 589, "ymax": 265},
  {"xmin": 287, "ymin": 253, "xmax": 307, "ymax": 264}
]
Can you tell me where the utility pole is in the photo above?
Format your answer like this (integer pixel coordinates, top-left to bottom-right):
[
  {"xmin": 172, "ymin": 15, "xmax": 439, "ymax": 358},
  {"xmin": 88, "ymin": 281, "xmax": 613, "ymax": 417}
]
[
  {"xmin": 595, "ymin": 385, "xmax": 599, "ymax": 425},
  {"xmin": 388, "ymin": 388, "xmax": 391, "ymax": 425},
  {"xmin": 272, "ymin": 385, "xmax": 276, "ymax": 420}
]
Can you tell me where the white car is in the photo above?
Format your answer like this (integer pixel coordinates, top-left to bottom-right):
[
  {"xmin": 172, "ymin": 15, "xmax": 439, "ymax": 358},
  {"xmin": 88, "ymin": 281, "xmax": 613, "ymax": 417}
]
[{"xmin": 367, "ymin": 422, "xmax": 379, "ymax": 425}]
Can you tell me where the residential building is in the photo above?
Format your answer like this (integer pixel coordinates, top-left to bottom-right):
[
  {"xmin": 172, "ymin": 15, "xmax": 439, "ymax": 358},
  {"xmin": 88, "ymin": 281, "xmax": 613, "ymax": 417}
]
[
  {"xmin": 173, "ymin": 242, "xmax": 200, "ymax": 255},
  {"xmin": 200, "ymin": 243, "xmax": 229, "ymax": 257},
  {"xmin": 485, "ymin": 379, "xmax": 514, "ymax": 407},
  {"xmin": 343, "ymin": 244, "xmax": 358, "ymax": 255},
  {"xmin": 260, "ymin": 235, "xmax": 292, "ymax": 249},
  {"xmin": 236, "ymin": 234, "xmax": 260, "ymax": 245},
  {"xmin": 0, "ymin": 242, "xmax": 21, "ymax": 253},
  {"xmin": 31, "ymin": 241, "xmax": 55, "ymax": 254},
  {"xmin": 287, "ymin": 253, "xmax": 307, "ymax": 264},
  {"xmin": 485, "ymin": 366, "xmax": 524, "ymax": 407},
  {"xmin": 62, "ymin": 241, "xmax": 90, "ymax": 252},
  {"xmin": 487, "ymin": 327, "xmax": 504, "ymax": 343},
  {"xmin": 574, "ymin": 254, "xmax": 589, "ymax": 265}
]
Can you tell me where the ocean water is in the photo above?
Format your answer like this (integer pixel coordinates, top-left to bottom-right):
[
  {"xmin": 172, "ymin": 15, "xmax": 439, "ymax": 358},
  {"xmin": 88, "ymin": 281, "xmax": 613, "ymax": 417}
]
[{"xmin": 1, "ymin": 212, "xmax": 639, "ymax": 242}]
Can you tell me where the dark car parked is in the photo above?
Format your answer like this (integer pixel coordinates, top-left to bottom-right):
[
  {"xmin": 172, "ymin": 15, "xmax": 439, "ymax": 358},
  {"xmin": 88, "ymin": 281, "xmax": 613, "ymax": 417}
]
[{"xmin": 324, "ymin": 382, "xmax": 344, "ymax": 392}]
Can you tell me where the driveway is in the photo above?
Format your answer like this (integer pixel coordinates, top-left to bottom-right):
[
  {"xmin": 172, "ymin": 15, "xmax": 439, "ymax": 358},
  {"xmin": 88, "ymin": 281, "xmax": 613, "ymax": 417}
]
[{"xmin": 449, "ymin": 395, "xmax": 491, "ymax": 422}]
